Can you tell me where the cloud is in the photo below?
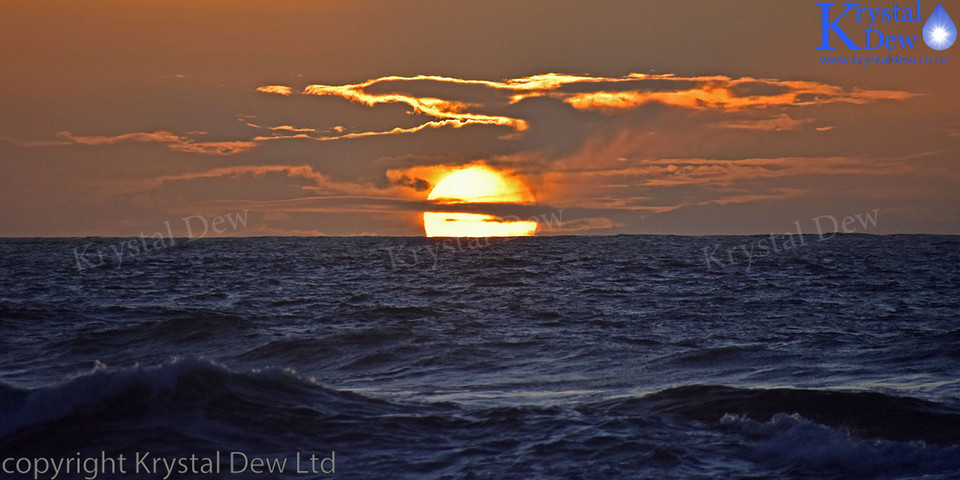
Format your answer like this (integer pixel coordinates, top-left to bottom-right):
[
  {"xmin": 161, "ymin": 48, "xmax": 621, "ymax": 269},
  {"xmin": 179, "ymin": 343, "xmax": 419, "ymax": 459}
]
[
  {"xmin": 299, "ymin": 81, "xmax": 528, "ymax": 132},
  {"xmin": 250, "ymin": 119, "xmax": 484, "ymax": 143},
  {"xmin": 523, "ymin": 114, "xmax": 928, "ymax": 216},
  {"xmin": 553, "ymin": 78, "xmax": 914, "ymax": 112},
  {"xmin": 944, "ymin": 122, "xmax": 960, "ymax": 137},
  {"xmin": 267, "ymin": 125, "xmax": 321, "ymax": 133},
  {"xmin": 255, "ymin": 85, "xmax": 293, "ymax": 96},
  {"xmin": 712, "ymin": 113, "xmax": 811, "ymax": 132},
  {"xmin": 107, "ymin": 164, "xmax": 439, "ymax": 205},
  {"xmin": 390, "ymin": 174, "xmax": 431, "ymax": 192},
  {"xmin": 547, "ymin": 156, "xmax": 915, "ymax": 190},
  {"xmin": 272, "ymin": 72, "xmax": 914, "ymax": 112},
  {"xmin": 546, "ymin": 216, "xmax": 622, "ymax": 233},
  {"xmin": 10, "ymin": 72, "xmax": 911, "ymax": 160},
  {"xmin": 163, "ymin": 141, "xmax": 257, "ymax": 155},
  {"xmin": 9, "ymin": 131, "xmax": 257, "ymax": 156},
  {"xmin": 254, "ymin": 72, "xmax": 914, "ymax": 144},
  {"xmin": 57, "ymin": 131, "xmax": 184, "ymax": 145},
  {"xmin": 4, "ymin": 71, "xmax": 926, "ymax": 235},
  {"xmin": 106, "ymin": 164, "xmax": 324, "ymax": 193}
]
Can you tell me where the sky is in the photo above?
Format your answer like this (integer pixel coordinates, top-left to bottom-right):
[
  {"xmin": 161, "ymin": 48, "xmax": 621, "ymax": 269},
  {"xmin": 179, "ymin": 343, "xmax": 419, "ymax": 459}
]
[{"xmin": 1, "ymin": 0, "xmax": 958, "ymax": 236}]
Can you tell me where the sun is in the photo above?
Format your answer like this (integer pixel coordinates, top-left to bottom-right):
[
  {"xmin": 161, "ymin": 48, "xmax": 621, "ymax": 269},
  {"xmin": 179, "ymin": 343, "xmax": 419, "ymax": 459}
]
[{"xmin": 423, "ymin": 165, "xmax": 538, "ymax": 237}]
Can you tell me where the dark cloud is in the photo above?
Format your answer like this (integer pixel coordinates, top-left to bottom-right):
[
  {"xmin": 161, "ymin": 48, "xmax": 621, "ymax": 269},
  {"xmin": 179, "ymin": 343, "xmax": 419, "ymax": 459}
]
[
  {"xmin": 392, "ymin": 175, "xmax": 431, "ymax": 192},
  {"xmin": 728, "ymin": 81, "xmax": 792, "ymax": 98}
]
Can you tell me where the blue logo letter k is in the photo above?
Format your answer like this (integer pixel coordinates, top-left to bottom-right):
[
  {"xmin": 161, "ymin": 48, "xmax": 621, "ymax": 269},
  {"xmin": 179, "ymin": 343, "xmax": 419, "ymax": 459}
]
[{"xmin": 816, "ymin": 3, "xmax": 862, "ymax": 50}]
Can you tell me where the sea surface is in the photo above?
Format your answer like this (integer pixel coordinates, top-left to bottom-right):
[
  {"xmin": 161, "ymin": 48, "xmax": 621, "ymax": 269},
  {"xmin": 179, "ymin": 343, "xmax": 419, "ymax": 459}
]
[{"xmin": 0, "ymin": 235, "xmax": 958, "ymax": 479}]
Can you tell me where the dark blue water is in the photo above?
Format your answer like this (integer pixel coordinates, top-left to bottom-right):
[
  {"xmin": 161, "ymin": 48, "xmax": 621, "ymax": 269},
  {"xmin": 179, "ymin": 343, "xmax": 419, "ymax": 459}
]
[{"xmin": 1, "ymin": 236, "xmax": 958, "ymax": 479}]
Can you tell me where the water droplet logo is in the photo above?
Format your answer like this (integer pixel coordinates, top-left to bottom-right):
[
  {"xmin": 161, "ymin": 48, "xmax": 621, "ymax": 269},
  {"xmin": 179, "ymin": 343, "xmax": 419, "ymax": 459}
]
[{"xmin": 923, "ymin": 4, "xmax": 956, "ymax": 50}]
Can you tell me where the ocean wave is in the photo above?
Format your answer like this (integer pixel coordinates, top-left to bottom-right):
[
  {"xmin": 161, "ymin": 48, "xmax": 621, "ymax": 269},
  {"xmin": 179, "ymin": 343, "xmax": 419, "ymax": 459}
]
[
  {"xmin": 592, "ymin": 384, "xmax": 960, "ymax": 447},
  {"xmin": 3, "ymin": 236, "xmax": 960, "ymax": 478},
  {"xmin": 4, "ymin": 368, "xmax": 960, "ymax": 478},
  {"xmin": 236, "ymin": 325, "xmax": 415, "ymax": 363},
  {"xmin": 722, "ymin": 413, "xmax": 960, "ymax": 479},
  {"xmin": 47, "ymin": 310, "xmax": 255, "ymax": 354},
  {"xmin": 0, "ymin": 357, "xmax": 395, "ymax": 454}
]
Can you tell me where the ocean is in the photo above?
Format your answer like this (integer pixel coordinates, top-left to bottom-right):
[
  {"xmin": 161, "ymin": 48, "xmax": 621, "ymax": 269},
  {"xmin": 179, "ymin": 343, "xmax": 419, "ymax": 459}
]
[{"xmin": 1, "ymin": 235, "xmax": 958, "ymax": 479}]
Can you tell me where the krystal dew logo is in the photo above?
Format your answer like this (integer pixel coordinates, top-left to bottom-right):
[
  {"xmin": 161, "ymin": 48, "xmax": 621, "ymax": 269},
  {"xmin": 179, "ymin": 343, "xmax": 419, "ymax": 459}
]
[{"xmin": 816, "ymin": 2, "xmax": 957, "ymax": 50}]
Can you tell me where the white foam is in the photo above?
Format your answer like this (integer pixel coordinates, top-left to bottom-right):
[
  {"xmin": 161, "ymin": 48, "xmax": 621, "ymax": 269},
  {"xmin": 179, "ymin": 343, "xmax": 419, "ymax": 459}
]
[{"xmin": 721, "ymin": 412, "xmax": 960, "ymax": 478}]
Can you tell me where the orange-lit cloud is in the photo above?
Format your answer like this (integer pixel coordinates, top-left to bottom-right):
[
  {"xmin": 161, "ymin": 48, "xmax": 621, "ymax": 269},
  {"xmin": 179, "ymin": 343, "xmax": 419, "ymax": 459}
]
[
  {"xmin": 4, "ymin": 71, "xmax": 924, "ymax": 237},
  {"xmin": 553, "ymin": 76, "xmax": 914, "ymax": 112},
  {"xmin": 250, "ymin": 119, "xmax": 483, "ymax": 143},
  {"xmin": 267, "ymin": 125, "xmax": 321, "ymax": 133},
  {"xmin": 712, "ymin": 114, "xmax": 811, "ymax": 132},
  {"xmin": 165, "ymin": 141, "xmax": 257, "ymax": 155},
  {"xmin": 255, "ymin": 73, "xmax": 617, "ymax": 140},
  {"xmin": 254, "ymin": 73, "xmax": 913, "ymax": 143},
  {"xmin": 255, "ymin": 85, "xmax": 293, "ymax": 96},
  {"xmin": 299, "ymin": 81, "xmax": 528, "ymax": 132},
  {"xmin": 9, "ymin": 73, "xmax": 911, "ymax": 159}
]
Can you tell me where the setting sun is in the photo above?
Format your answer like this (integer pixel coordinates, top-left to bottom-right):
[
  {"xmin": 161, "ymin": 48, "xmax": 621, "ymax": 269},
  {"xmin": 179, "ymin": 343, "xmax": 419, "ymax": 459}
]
[{"xmin": 423, "ymin": 165, "xmax": 538, "ymax": 237}]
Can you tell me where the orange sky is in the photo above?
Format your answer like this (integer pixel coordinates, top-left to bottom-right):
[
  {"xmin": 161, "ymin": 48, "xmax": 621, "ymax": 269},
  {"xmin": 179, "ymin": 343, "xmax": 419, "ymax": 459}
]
[{"xmin": 1, "ymin": 0, "xmax": 958, "ymax": 236}]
